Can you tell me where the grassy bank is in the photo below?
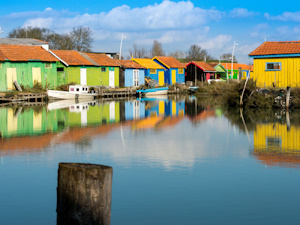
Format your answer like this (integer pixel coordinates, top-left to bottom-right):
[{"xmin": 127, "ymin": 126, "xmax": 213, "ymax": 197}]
[{"xmin": 194, "ymin": 79, "xmax": 300, "ymax": 109}]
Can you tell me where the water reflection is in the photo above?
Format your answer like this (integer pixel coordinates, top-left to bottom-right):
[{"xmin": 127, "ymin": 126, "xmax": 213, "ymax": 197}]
[
  {"xmin": 1, "ymin": 97, "xmax": 300, "ymax": 169},
  {"xmin": 225, "ymin": 108, "xmax": 300, "ymax": 168}
]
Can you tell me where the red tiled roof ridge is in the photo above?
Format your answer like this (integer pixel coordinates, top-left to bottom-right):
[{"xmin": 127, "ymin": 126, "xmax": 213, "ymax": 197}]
[
  {"xmin": 249, "ymin": 41, "xmax": 300, "ymax": 56},
  {"xmin": 0, "ymin": 44, "xmax": 58, "ymax": 62},
  {"xmin": 154, "ymin": 56, "xmax": 185, "ymax": 68}
]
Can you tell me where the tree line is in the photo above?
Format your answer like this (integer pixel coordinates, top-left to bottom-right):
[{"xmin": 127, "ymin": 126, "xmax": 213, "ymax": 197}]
[
  {"xmin": 8, "ymin": 26, "xmax": 93, "ymax": 52},
  {"xmin": 7, "ymin": 26, "xmax": 237, "ymax": 62},
  {"xmin": 128, "ymin": 40, "xmax": 237, "ymax": 63}
]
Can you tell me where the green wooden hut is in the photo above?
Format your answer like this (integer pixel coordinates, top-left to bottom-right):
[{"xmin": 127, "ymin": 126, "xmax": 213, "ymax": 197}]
[
  {"xmin": 209, "ymin": 63, "xmax": 228, "ymax": 80},
  {"xmin": 84, "ymin": 53, "xmax": 120, "ymax": 88},
  {"xmin": 50, "ymin": 50, "xmax": 101, "ymax": 87},
  {"xmin": 0, "ymin": 44, "xmax": 59, "ymax": 91}
]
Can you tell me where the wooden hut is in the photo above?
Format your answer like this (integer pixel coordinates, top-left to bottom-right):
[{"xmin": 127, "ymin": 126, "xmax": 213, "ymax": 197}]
[
  {"xmin": 185, "ymin": 61, "xmax": 216, "ymax": 84},
  {"xmin": 249, "ymin": 41, "xmax": 300, "ymax": 87},
  {"xmin": 114, "ymin": 59, "xmax": 146, "ymax": 87},
  {"xmin": 132, "ymin": 58, "xmax": 165, "ymax": 86},
  {"xmin": 50, "ymin": 50, "xmax": 99, "ymax": 87},
  {"xmin": 0, "ymin": 44, "xmax": 58, "ymax": 91},
  {"xmin": 84, "ymin": 53, "xmax": 120, "ymax": 88},
  {"xmin": 152, "ymin": 56, "xmax": 185, "ymax": 85}
]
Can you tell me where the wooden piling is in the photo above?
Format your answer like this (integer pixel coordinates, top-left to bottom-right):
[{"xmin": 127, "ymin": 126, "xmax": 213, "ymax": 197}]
[
  {"xmin": 57, "ymin": 163, "xmax": 113, "ymax": 225},
  {"xmin": 286, "ymin": 86, "xmax": 291, "ymax": 108}
]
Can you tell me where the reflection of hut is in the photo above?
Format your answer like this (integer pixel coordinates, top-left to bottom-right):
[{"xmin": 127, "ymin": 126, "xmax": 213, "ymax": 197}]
[{"xmin": 253, "ymin": 123, "xmax": 300, "ymax": 168}]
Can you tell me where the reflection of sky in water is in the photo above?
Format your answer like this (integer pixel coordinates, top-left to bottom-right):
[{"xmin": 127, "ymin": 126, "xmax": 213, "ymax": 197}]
[{"xmin": 0, "ymin": 99, "xmax": 300, "ymax": 225}]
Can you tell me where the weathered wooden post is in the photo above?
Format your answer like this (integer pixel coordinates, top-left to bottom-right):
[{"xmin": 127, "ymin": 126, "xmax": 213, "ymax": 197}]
[
  {"xmin": 57, "ymin": 163, "xmax": 113, "ymax": 225},
  {"xmin": 286, "ymin": 86, "xmax": 291, "ymax": 108}
]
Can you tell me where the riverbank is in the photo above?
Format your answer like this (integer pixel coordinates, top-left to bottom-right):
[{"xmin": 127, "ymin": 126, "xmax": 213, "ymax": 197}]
[{"xmin": 194, "ymin": 79, "xmax": 300, "ymax": 109}]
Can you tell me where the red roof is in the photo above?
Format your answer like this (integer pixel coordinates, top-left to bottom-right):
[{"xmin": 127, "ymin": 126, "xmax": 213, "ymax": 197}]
[
  {"xmin": 187, "ymin": 61, "xmax": 216, "ymax": 72},
  {"xmin": 154, "ymin": 56, "xmax": 185, "ymax": 68},
  {"xmin": 84, "ymin": 53, "xmax": 119, "ymax": 67},
  {"xmin": 114, "ymin": 59, "xmax": 146, "ymax": 69},
  {"xmin": 249, "ymin": 41, "xmax": 300, "ymax": 56},
  {"xmin": 0, "ymin": 44, "xmax": 58, "ymax": 62},
  {"xmin": 51, "ymin": 50, "xmax": 94, "ymax": 66},
  {"xmin": 221, "ymin": 63, "xmax": 253, "ymax": 71}
]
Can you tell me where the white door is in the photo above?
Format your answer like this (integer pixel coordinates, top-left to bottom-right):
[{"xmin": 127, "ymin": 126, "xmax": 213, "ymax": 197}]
[
  {"xmin": 109, "ymin": 102, "xmax": 115, "ymax": 121},
  {"xmin": 32, "ymin": 68, "xmax": 41, "ymax": 84},
  {"xmin": 6, "ymin": 68, "xmax": 17, "ymax": 90},
  {"xmin": 133, "ymin": 100, "xmax": 140, "ymax": 119},
  {"xmin": 109, "ymin": 70, "xmax": 115, "ymax": 88},
  {"xmin": 81, "ymin": 110, "xmax": 87, "ymax": 127},
  {"xmin": 80, "ymin": 68, "xmax": 87, "ymax": 85},
  {"xmin": 133, "ymin": 70, "xmax": 139, "ymax": 87}
]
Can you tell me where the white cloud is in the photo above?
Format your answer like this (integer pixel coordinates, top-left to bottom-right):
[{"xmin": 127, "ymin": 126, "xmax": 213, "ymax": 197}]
[
  {"xmin": 198, "ymin": 34, "xmax": 232, "ymax": 50},
  {"xmin": 22, "ymin": 1, "xmax": 223, "ymax": 33},
  {"xmin": 230, "ymin": 8, "xmax": 258, "ymax": 18},
  {"xmin": 24, "ymin": 17, "xmax": 54, "ymax": 28},
  {"xmin": 250, "ymin": 23, "xmax": 269, "ymax": 38},
  {"xmin": 264, "ymin": 11, "xmax": 300, "ymax": 22}
]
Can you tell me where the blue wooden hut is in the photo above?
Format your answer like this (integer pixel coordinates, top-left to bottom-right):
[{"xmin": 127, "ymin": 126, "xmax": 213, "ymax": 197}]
[
  {"xmin": 132, "ymin": 58, "xmax": 165, "ymax": 86},
  {"xmin": 152, "ymin": 56, "xmax": 185, "ymax": 85},
  {"xmin": 115, "ymin": 59, "xmax": 146, "ymax": 87}
]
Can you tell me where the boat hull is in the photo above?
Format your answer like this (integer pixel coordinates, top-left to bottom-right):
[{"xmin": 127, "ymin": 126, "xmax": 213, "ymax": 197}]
[
  {"xmin": 144, "ymin": 90, "xmax": 168, "ymax": 97},
  {"xmin": 47, "ymin": 90, "xmax": 96, "ymax": 100}
]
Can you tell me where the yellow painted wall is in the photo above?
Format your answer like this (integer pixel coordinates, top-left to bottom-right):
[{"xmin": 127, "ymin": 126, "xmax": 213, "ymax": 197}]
[
  {"xmin": 254, "ymin": 123, "xmax": 300, "ymax": 155},
  {"xmin": 252, "ymin": 57, "xmax": 300, "ymax": 88}
]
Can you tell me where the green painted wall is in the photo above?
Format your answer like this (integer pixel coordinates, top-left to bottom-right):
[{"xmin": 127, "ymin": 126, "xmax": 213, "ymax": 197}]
[
  {"xmin": 99, "ymin": 67, "xmax": 120, "ymax": 87},
  {"xmin": 56, "ymin": 62, "xmax": 120, "ymax": 87},
  {"xmin": 0, "ymin": 103, "xmax": 120, "ymax": 138},
  {"xmin": 0, "ymin": 107, "xmax": 61, "ymax": 138},
  {"xmin": 0, "ymin": 61, "xmax": 57, "ymax": 91}
]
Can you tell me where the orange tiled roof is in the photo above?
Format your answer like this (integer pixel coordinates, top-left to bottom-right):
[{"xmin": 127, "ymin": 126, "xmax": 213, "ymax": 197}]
[
  {"xmin": 114, "ymin": 59, "xmax": 146, "ymax": 69},
  {"xmin": 208, "ymin": 62, "xmax": 219, "ymax": 68},
  {"xmin": 221, "ymin": 63, "xmax": 253, "ymax": 71},
  {"xmin": 249, "ymin": 41, "xmax": 300, "ymax": 56},
  {"xmin": 154, "ymin": 56, "xmax": 185, "ymax": 68},
  {"xmin": 189, "ymin": 61, "xmax": 216, "ymax": 72},
  {"xmin": 84, "ymin": 53, "xmax": 119, "ymax": 67},
  {"xmin": 51, "ymin": 50, "xmax": 95, "ymax": 66},
  {"xmin": 0, "ymin": 44, "xmax": 58, "ymax": 62}
]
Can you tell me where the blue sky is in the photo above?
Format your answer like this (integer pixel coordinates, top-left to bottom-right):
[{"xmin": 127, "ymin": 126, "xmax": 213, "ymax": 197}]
[{"xmin": 1, "ymin": 0, "xmax": 300, "ymax": 63}]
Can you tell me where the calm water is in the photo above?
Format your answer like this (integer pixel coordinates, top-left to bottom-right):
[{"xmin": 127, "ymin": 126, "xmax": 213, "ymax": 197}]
[{"xmin": 0, "ymin": 96, "xmax": 300, "ymax": 225}]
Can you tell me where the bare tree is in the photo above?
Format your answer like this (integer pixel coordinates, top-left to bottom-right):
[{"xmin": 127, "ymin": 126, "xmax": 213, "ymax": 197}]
[
  {"xmin": 186, "ymin": 44, "xmax": 212, "ymax": 62},
  {"xmin": 8, "ymin": 26, "xmax": 53, "ymax": 40},
  {"xmin": 7, "ymin": 26, "xmax": 93, "ymax": 51},
  {"xmin": 70, "ymin": 26, "xmax": 93, "ymax": 52},
  {"xmin": 168, "ymin": 50, "xmax": 186, "ymax": 60},
  {"xmin": 128, "ymin": 43, "xmax": 148, "ymax": 58},
  {"xmin": 150, "ymin": 40, "xmax": 165, "ymax": 57},
  {"xmin": 220, "ymin": 53, "xmax": 237, "ymax": 63}
]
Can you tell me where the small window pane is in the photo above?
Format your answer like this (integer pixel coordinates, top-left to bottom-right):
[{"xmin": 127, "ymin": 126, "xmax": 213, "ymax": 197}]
[{"xmin": 266, "ymin": 63, "xmax": 281, "ymax": 70}]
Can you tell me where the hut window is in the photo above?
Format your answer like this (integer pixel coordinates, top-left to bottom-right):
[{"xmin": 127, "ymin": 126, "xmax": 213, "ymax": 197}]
[
  {"xmin": 45, "ymin": 62, "xmax": 52, "ymax": 68},
  {"xmin": 150, "ymin": 69, "xmax": 156, "ymax": 74},
  {"xmin": 57, "ymin": 67, "xmax": 64, "ymax": 72},
  {"xmin": 266, "ymin": 62, "xmax": 281, "ymax": 71},
  {"xmin": 178, "ymin": 68, "xmax": 183, "ymax": 74},
  {"xmin": 101, "ymin": 67, "xmax": 106, "ymax": 72}
]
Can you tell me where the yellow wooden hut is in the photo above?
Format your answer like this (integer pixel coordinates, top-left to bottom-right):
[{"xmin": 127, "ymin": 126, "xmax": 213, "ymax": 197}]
[{"xmin": 249, "ymin": 41, "xmax": 300, "ymax": 88}]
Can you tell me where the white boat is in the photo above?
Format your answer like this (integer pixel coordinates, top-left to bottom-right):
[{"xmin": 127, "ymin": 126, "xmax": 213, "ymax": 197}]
[
  {"xmin": 136, "ymin": 87, "xmax": 169, "ymax": 97},
  {"xmin": 47, "ymin": 85, "xmax": 97, "ymax": 100}
]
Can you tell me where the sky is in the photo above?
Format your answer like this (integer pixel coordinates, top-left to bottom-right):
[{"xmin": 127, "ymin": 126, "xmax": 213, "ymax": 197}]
[{"xmin": 1, "ymin": 0, "xmax": 300, "ymax": 64}]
